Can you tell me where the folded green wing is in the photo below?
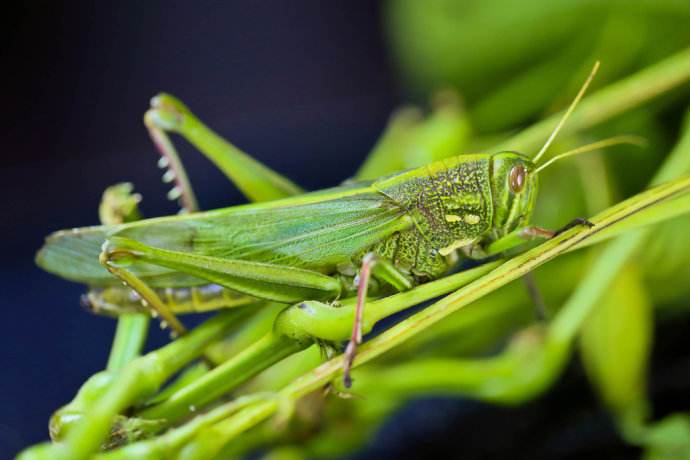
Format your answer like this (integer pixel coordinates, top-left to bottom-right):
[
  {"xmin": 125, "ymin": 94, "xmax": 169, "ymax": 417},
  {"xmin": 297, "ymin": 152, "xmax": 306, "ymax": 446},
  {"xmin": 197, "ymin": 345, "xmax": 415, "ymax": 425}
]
[{"xmin": 37, "ymin": 186, "xmax": 411, "ymax": 287}]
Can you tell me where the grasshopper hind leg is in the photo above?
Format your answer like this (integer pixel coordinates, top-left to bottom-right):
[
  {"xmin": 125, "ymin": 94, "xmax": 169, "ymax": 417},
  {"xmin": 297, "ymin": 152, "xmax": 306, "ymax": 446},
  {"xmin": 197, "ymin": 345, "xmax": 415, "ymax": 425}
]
[
  {"xmin": 99, "ymin": 248, "xmax": 187, "ymax": 337},
  {"xmin": 144, "ymin": 93, "xmax": 304, "ymax": 204}
]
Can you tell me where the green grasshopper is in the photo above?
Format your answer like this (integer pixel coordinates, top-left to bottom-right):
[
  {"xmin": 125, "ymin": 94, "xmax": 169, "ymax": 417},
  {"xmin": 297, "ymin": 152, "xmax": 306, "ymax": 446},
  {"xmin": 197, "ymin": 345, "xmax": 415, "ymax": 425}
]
[{"xmin": 36, "ymin": 62, "xmax": 637, "ymax": 386}]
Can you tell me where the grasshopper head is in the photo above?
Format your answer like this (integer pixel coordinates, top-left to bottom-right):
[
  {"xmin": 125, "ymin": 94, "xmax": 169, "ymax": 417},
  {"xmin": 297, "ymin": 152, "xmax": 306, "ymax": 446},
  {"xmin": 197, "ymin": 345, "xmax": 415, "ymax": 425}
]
[{"xmin": 489, "ymin": 151, "xmax": 538, "ymax": 237}]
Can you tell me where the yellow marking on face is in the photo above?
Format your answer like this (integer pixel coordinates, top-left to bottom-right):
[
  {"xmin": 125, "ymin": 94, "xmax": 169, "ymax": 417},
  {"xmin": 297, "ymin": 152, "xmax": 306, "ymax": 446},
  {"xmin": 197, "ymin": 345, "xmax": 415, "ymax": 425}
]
[
  {"xmin": 464, "ymin": 214, "xmax": 480, "ymax": 225},
  {"xmin": 445, "ymin": 214, "xmax": 462, "ymax": 223},
  {"xmin": 439, "ymin": 238, "xmax": 474, "ymax": 256}
]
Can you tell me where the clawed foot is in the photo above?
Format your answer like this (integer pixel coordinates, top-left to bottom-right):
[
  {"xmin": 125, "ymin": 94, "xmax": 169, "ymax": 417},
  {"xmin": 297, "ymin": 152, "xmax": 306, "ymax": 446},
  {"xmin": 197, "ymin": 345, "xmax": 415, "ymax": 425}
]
[{"xmin": 553, "ymin": 217, "xmax": 594, "ymax": 237}]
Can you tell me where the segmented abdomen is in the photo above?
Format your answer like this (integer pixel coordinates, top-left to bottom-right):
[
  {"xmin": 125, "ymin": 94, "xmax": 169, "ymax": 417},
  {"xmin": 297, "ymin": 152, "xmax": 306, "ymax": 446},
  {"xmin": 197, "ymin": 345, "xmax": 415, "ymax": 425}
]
[{"xmin": 83, "ymin": 284, "xmax": 255, "ymax": 317}]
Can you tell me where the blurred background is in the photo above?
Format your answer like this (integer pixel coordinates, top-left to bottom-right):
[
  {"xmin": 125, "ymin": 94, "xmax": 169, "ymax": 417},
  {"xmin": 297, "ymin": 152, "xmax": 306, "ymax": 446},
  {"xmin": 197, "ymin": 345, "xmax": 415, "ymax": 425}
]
[{"xmin": 4, "ymin": 1, "xmax": 690, "ymax": 458}]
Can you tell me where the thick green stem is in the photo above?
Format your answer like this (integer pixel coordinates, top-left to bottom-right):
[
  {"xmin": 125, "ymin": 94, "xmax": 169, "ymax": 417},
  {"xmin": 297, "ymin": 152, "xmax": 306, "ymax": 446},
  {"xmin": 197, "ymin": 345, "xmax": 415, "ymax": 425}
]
[
  {"xmin": 178, "ymin": 399, "xmax": 279, "ymax": 460},
  {"xmin": 48, "ymin": 314, "xmax": 150, "ymax": 443},
  {"xmin": 106, "ymin": 313, "xmax": 149, "ymax": 372},
  {"xmin": 275, "ymin": 261, "xmax": 501, "ymax": 343}
]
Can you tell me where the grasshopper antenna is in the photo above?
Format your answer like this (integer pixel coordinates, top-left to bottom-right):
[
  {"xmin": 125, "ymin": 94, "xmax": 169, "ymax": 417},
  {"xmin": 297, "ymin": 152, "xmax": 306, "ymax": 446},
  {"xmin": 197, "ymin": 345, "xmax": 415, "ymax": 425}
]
[
  {"xmin": 534, "ymin": 135, "xmax": 646, "ymax": 174},
  {"xmin": 533, "ymin": 61, "xmax": 600, "ymax": 164}
]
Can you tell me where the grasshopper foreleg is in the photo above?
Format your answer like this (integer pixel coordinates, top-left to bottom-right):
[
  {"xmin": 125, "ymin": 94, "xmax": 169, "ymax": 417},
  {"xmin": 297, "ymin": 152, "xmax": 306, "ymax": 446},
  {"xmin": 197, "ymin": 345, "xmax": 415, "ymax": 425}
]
[
  {"xmin": 482, "ymin": 218, "xmax": 595, "ymax": 322},
  {"xmin": 484, "ymin": 218, "xmax": 595, "ymax": 256}
]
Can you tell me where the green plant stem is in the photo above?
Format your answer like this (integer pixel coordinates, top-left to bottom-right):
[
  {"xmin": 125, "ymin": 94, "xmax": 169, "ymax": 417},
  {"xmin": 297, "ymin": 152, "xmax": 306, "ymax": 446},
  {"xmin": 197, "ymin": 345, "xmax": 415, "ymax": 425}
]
[
  {"xmin": 138, "ymin": 333, "xmax": 304, "ymax": 422},
  {"xmin": 495, "ymin": 47, "xmax": 690, "ymax": 154},
  {"xmin": 48, "ymin": 314, "xmax": 150, "ymax": 442},
  {"xmin": 175, "ymin": 172, "xmax": 690, "ymax": 458},
  {"xmin": 106, "ymin": 313, "xmax": 149, "ymax": 372},
  {"xmin": 134, "ymin": 262, "xmax": 500, "ymax": 424},
  {"xmin": 17, "ymin": 309, "xmax": 245, "ymax": 460},
  {"xmin": 94, "ymin": 394, "xmax": 271, "ymax": 460},
  {"xmin": 276, "ymin": 262, "xmax": 502, "ymax": 342},
  {"xmin": 206, "ymin": 302, "xmax": 283, "ymax": 362},
  {"xmin": 178, "ymin": 399, "xmax": 280, "ymax": 460},
  {"xmin": 552, "ymin": 109, "xmax": 690, "ymax": 343},
  {"xmin": 355, "ymin": 107, "xmax": 421, "ymax": 180}
]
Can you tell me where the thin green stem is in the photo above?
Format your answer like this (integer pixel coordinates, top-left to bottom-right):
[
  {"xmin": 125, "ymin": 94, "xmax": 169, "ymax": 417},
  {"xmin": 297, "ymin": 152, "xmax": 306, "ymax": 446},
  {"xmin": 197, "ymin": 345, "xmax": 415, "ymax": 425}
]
[
  {"xmin": 178, "ymin": 399, "xmax": 279, "ymax": 460},
  {"xmin": 551, "ymin": 109, "xmax": 690, "ymax": 343},
  {"xmin": 95, "ymin": 394, "xmax": 272, "ymax": 460},
  {"xmin": 138, "ymin": 333, "xmax": 303, "ymax": 422},
  {"xmin": 494, "ymin": 47, "xmax": 690, "ymax": 155}
]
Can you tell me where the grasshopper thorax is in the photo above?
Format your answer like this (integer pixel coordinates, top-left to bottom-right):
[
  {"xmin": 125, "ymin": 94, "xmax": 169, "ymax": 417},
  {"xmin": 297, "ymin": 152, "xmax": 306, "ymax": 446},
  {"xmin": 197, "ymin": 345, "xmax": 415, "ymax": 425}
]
[{"xmin": 488, "ymin": 151, "xmax": 538, "ymax": 238}]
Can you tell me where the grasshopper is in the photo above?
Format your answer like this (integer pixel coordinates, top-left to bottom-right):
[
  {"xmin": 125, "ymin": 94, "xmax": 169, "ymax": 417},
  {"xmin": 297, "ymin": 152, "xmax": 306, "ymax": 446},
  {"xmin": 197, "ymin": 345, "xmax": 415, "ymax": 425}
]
[{"xmin": 36, "ymin": 62, "xmax": 638, "ymax": 386}]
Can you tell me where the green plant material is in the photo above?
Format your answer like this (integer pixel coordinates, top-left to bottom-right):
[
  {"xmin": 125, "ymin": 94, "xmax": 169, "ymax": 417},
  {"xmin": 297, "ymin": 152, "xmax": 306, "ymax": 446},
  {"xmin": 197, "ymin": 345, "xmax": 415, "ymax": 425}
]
[
  {"xmin": 48, "ymin": 372, "xmax": 114, "ymax": 443},
  {"xmin": 172, "ymin": 173, "xmax": 690, "ymax": 458},
  {"xmin": 135, "ymin": 262, "xmax": 499, "ymax": 423},
  {"xmin": 385, "ymin": 0, "xmax": 690, "ymax": 131},
  {"xmin": 94, "ymin": 394, "xmax": 273, "ymax": 460},
  {"xmin": 356, "ymin": 93, "xmax": 471, "ymax": 179},
  {"xmin": 205, "ymin": 302, "xmax": 284, "ymax": 362},
  {"xmin": 18, "ymin": 309, "xmax": 247, "ymax": 460},
  {"xmin": 580, "ymin": 265, "xmax": 652, "ymax": 423},
  {"xmin": 641, "ymin": 414, "xmax": 690, "ymax": 460},
  {"xmin": 138, "ymin": 333, "xmax": 304, "ymax": 422},
  {"xmin": 545, "ymin": 109, "xmax": 690, "ymax": 456},
  {"xmin": 494, "ymin": 47, "xmax": 690, "ymax": 155},
  {"xmin": 106, "ymin": 314, "xmax": 150, "ymax": 372}
]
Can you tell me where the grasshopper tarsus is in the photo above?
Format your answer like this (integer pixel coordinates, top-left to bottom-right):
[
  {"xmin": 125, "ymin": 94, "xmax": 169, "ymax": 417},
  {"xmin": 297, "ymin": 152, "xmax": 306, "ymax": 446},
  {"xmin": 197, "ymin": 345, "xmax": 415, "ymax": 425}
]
[
  {"xmin": 553, "ymin": 217, "xmax": 595, "ymax": 237},
  {"xmin": 342, "ymin": 339, "xmax": 357, "ymax": 389}
]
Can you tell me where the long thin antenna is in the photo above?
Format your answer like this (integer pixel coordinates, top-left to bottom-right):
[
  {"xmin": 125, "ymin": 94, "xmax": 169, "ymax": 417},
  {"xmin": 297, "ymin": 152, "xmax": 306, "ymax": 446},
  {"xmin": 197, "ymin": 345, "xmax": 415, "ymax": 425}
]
[
  {"xmin": 533, "ymin": 61, "xmax": 601, "ymax": 164},
  {"xmin": 534, "ymin": 135, "xmax": 646, "ymax": 174}
]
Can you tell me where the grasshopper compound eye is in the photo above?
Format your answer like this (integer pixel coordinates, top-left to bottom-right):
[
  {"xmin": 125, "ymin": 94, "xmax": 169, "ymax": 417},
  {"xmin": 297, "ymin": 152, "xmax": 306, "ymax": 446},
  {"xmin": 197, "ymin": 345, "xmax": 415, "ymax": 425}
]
[{"xmin": 509, "ymin": 164, "xmax": 526, "ymax": 193}]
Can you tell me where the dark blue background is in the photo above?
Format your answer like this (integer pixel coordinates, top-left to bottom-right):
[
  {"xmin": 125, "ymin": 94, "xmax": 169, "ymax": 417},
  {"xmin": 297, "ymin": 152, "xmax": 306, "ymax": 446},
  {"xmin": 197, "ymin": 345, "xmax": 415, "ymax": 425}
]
[{"xmin": 4, "ymin": 2, "xmax": 687, "ymax": 458}]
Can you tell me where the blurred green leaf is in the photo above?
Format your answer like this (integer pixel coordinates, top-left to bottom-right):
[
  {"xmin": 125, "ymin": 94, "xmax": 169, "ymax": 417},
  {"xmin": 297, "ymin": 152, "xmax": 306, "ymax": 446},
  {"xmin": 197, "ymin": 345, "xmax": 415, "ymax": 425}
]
[{"xmin": 580, "ymin": 264, "xmax": 652, "ymax": 423}]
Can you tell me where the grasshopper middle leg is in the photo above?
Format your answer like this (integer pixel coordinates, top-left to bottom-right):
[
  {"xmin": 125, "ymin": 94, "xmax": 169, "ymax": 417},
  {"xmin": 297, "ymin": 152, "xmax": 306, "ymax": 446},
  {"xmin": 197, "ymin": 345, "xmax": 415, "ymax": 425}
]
[{"xmin": 343, "ymin": 254, "xmax": 413, "ymax": 388}]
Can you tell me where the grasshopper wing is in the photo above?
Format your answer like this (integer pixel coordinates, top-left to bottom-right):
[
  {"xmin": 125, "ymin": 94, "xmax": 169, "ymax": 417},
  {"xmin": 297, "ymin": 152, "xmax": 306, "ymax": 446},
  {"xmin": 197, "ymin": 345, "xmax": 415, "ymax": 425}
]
[{"xmin": 37, "ymin": 186, "xmax": 411, "ymax": 288}]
